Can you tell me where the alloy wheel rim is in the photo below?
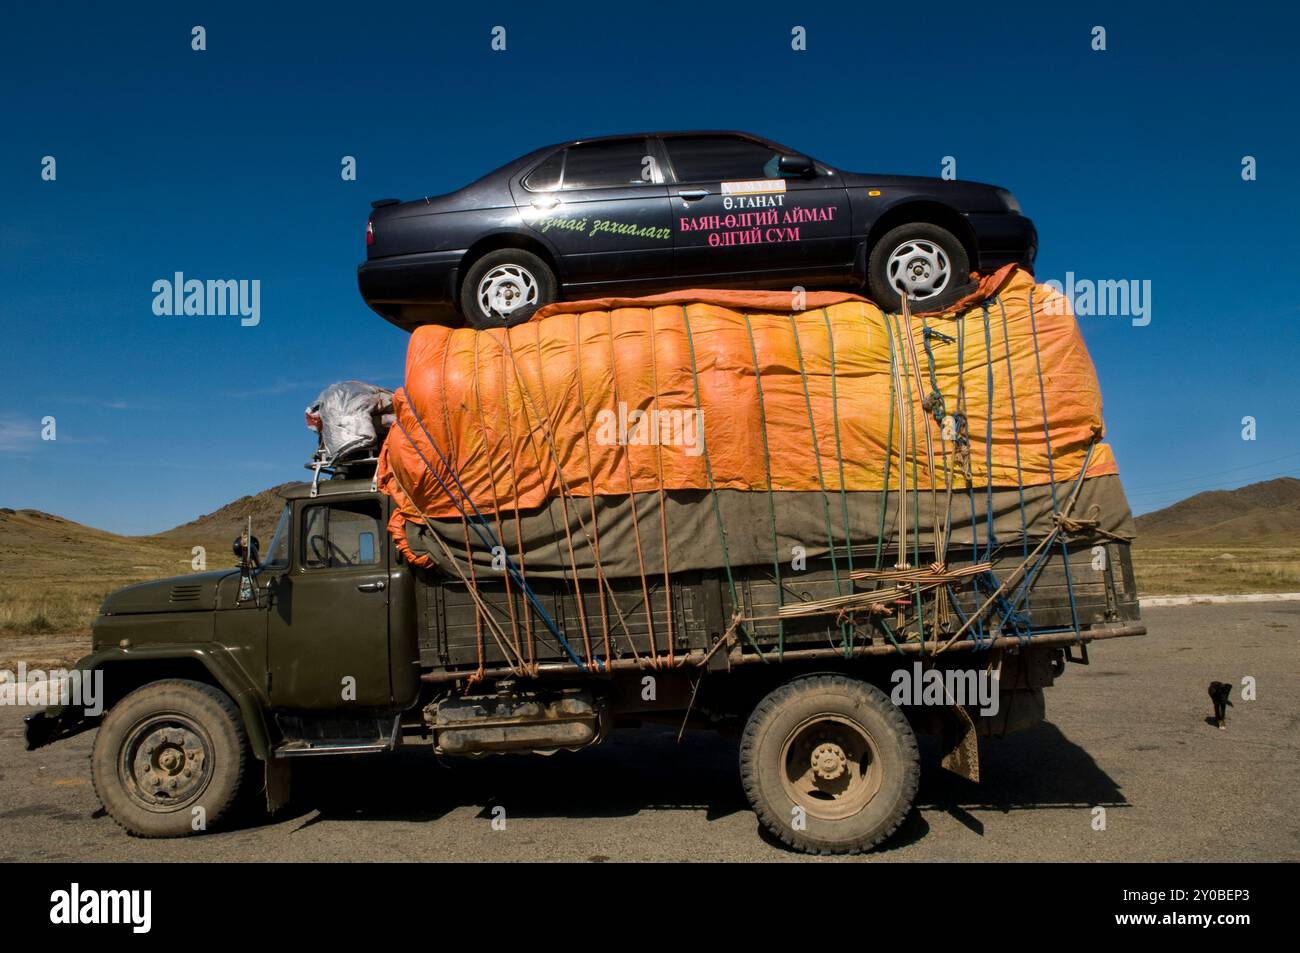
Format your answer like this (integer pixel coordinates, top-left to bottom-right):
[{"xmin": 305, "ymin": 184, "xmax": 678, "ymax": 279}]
[
  {"xmin": 886, "ymin": 239, "xmax": 951, "ymax": 301},
  {"xmin": 477, "ymin": 264, "xmax": 538, "ymax": 319}
]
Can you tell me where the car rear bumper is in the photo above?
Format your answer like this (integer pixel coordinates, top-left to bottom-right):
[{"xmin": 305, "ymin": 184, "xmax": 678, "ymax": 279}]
[
  {"xmin": 967, "ymin": 212, "xmax": 1037, "ymax": 273},
  {"xmin": 357, "ymin": 251, "xmax": 464, "ymax": 332}
]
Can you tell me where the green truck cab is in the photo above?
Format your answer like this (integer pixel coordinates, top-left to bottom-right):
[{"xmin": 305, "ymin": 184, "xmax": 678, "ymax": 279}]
[{"xmin": 26, "ymin": 472, "xmax": 1144, "ymax": 853}]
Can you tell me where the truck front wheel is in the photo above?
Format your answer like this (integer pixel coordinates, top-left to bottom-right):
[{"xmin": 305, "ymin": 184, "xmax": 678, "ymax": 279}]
[
  {"xmin": 740, "ymin": 674, "xmax": 919, "ymax": 854},
  {"xmin": 91, "ymin": 679, "xmax": 250, "ymax": 838}
]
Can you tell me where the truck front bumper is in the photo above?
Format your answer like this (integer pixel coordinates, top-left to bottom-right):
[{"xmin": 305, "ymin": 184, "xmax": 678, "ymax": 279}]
[{"xmin": 24, "ymin": 705, "xmax": 95, "ymax": 751}]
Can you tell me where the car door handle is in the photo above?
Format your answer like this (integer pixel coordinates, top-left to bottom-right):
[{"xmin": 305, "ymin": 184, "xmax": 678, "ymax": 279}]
[
  {"xmin": 531, "ymin": 196, "xmax": 560, "ymax": 210},
  {"xmin": 357, "ymin": 581, "xmax": 386, "ymax": 592},
  {"xmin": 678, "ymin": 189, "xmax": 710, "ymax": 201}
]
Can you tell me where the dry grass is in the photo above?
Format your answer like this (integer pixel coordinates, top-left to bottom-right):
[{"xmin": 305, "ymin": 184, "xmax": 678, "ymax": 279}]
[
  {"xmin": 1131, "ymin": 545, "xmax": 1300, "ymax": 596},
  {"xmin": 0, "ymin": 509, "xmax": 204, "ymax": 669}
]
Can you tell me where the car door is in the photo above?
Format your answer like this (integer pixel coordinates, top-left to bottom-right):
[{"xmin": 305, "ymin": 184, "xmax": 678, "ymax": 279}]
[
  {"xmin": 266, "ymin": 496, "xmax": 392, "ymax": 709},
  {"xmin": 517, "ymin": 138, "xmax": 673, "ymax": 290},
  {"xmin": 662, "ymin": 134, "xmax": 852, "ymax": 280}
]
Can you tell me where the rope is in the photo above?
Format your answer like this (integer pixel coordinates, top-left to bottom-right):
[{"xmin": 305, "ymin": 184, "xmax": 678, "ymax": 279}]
[
  {"xmin": 789, "ymin": 311, "xmax": 847, "ymax": 652},
  {"xmin": 397, "ymin": 397, "xmax": 585, "ymax": 669},
  {"xmin": 821, "ymin": 308, "xmax": 857, "ymax": 654}
]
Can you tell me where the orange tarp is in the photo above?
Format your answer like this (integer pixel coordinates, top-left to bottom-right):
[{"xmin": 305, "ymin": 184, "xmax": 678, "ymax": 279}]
[{"xmin": 378, "ymin": 267, "xmax": 1117, "ymax": 523}]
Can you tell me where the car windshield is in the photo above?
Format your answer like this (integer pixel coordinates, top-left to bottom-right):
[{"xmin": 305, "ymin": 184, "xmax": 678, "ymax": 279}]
[{"xmin": 262, "ymin": 505, "xmax": 291, "ymax": 569}]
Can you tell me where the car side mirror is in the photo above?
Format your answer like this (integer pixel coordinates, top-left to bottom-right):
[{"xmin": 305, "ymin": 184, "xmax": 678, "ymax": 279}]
[
  {"xmin": 232, "ymin": 535, "xmax": 261, "ymax": 560},
  {"xmin": 778, "ymin": 154, "xmax": 815, "ymax": 177}
]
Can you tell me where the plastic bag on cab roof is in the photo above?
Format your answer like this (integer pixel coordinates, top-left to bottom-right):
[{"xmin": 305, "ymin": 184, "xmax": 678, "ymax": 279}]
[{"xmin": 305, "ymin": 381, "xmax": 395, "ymax": 463}]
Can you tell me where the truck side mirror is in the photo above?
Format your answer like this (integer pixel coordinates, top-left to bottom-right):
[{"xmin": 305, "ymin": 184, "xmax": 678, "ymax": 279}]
[{"xmin": 232, "ymin": 535, "xmax": 261, "ymax": 561}]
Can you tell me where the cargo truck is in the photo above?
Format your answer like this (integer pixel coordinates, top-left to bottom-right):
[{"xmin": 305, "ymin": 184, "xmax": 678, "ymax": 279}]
[{"xmin": 25, "ymin": 456, "xmax": 1144, "ymax": 854}]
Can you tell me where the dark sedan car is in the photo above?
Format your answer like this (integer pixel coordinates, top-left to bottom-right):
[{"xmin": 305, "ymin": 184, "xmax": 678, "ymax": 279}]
[{"xmin": 358, "ymin": 131, "xmax": 1036, "ymax": 330}]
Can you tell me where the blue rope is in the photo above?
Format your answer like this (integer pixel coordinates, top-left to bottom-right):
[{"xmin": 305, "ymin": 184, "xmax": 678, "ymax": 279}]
[{"xmin": 394, "ymin": 395, "xmax": 585, "ymax": 669}]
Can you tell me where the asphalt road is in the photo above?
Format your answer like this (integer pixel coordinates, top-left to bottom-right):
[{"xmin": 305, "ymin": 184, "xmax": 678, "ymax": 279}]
[{"xmin": 2, "ymin": 603, "xmax": 1296, "ymax": 862}]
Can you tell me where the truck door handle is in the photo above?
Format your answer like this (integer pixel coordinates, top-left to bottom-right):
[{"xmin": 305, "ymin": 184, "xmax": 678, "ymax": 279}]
[
  {"xmin": 357, "ymin": 581, "xmax": 386, "ymax": 592},
  {"xmin": 678, "ymin": 189, "xmax": 710, "ymax": 201}
]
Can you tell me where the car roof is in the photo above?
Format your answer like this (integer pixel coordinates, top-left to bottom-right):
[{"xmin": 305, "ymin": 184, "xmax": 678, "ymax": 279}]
[{"xmin": 545, "ymin": 130, "xmax": 789, "ymax": 151}]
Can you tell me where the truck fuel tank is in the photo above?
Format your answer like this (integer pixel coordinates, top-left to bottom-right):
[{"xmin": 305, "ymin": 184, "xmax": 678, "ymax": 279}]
[{"xmin": 430, "ymin": 689, "xmax": 603, "ymax": 756}]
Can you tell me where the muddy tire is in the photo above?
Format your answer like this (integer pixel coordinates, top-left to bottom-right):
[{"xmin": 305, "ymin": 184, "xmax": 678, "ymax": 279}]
[
  {"xmin": 740, "ymin": 674, "xmax": 919, "ymax": 854},
  {"xmin": 91, "ymin": 679, "xmax": 250, "ymax": 838}
]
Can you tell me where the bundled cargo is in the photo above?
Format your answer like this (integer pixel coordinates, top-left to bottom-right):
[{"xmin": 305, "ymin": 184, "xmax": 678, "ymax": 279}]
[
  {"xmin": 377, "ymin": 266, "xmax": 1134, "ymax": 582},
  {"xmin": 305, "ymin": 380, "xmax": 395, "ymax": 464}
]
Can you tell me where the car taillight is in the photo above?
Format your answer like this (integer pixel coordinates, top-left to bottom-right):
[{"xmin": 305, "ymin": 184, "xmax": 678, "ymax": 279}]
[{"xmin": 366, "ymin": 219, "xmax": 374, "ymax": 246}]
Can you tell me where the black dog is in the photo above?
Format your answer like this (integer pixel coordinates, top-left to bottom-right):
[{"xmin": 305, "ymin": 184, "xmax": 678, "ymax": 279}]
[{"xmin": 1208, "ymin": 681, "xmax": 1234, "ymax": 729}]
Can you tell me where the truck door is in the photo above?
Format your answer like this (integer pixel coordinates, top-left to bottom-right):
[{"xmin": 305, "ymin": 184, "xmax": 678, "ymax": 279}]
[
  {"xmin": 266, "ymin": 496, "xmax": 392, "ymax": 709},
  {"xmin": 663, "ymin": 133, "xmax": 851, "ymax": 281},
  {"xmin": 517, "ymin": 137, "xmax": 673, "ymax": 289}
]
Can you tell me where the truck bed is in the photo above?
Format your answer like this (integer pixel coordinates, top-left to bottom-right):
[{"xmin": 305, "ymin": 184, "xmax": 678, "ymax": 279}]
[{"xmin": 414, "ymin": 538, "xmax": 1141, "ymax": 675}]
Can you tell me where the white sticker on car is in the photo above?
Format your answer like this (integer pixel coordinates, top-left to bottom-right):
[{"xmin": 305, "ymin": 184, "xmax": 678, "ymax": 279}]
[{"xmin": 720, "ymin": 179, "xmax": 788, "ymax": 196}]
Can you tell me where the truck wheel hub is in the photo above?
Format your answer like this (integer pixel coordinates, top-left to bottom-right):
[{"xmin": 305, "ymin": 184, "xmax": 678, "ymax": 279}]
[
  {"xmin": 124, "ymin": 719, "xmax": 210, "ymax": 809},
  {"xmin": 780, "ymin": 714, "xmax": 884, "ymax": 821},
  {"xmin": 811, "ymin": 742, "xmax": 848, "ymax": 780}
]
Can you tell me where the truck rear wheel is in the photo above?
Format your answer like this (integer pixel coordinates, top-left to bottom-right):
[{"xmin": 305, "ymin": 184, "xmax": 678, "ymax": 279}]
[
  {"xmin": 740, "ymin": 674, "xmax": 919, "ymax": 854},
  {"xmin": 91, "ymin": 679, "xmax": 250, "ymax": 838}
]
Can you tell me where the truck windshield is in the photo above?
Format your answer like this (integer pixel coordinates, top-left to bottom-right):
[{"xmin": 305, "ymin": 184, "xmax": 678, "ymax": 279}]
[{"xmin": 262, "ymin": 505, "xmax": 290, "ymax": 568}]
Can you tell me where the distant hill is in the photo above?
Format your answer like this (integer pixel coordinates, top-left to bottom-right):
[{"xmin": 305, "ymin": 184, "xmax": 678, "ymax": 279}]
[
  {"xmin": 0, "ymin": 484, "xmax": 304, "ymax": 647},
  {"xmin": 1135, "ymin": 477, "xmax": 1300, "ymax": 546},
  {"xmin": 156, "ymin": 482, "xmax": 304, "ymax": 557},
  {"xmin": 0, "ymin": 507, "xmax": 177, "ymax": 576}
]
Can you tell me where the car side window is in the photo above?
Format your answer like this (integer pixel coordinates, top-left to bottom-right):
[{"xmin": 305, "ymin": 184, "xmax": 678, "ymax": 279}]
[
  {"xmin": 523, "ymin": 150, "xmax": 565, "ymax": 191},
  {"xmin": 560, "ymin": 139, "xmax": 652, "ymax": 189},
  {"xmin": 664, "ymin": 136, "xmax": 783, "ymax": 183},
  {"xmin": 301, "ymin": 501, "xmax": 383, "ymax": 570}
]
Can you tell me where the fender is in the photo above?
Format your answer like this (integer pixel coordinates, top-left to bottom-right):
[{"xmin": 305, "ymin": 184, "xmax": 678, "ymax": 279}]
[{"xmin": 23, "ymin": 642, "xmax": 274, "ymax": 760}]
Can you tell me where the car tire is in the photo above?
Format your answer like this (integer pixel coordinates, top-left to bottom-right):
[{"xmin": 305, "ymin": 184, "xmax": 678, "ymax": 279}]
[
  {"xmin": 740, "ymin": 673, "xmax": 919, "ymax": 855},
  {"xmin": 91, "ymin": 679, "xmax": 251, "ymax": 838},
  {"xmin": 459, "ymin": 248, "xmax": 557, "ymax": 329},
  {"xmin": 867, "ymin": 222, "xmax": 971, "ymax": 313}
]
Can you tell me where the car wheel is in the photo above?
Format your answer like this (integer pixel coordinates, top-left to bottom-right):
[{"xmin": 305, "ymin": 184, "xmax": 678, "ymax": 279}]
[
  {"xmin": 91, "ymin": 679, "xmax": 250, "ymax": 838},
  {"xmin": 460, "ymin": 248, "xmax": 557, "ymax": 329},
  {"xmin": 867, "ymin": 222, "xmax": 971, "ymax": 313},
  {"xmin": 740, "ymin": 673, "xmax": 919, "ymax": 854}
]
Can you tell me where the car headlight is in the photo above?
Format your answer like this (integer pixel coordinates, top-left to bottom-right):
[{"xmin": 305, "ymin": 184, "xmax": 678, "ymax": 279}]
[{"xmin": 996, "ymin": 188, "xmax": 1022, "ymax": 214}]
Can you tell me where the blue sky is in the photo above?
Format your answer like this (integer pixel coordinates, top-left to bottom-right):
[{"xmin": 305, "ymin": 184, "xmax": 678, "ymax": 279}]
[{"xmin": 2, "ymin": 0, "xmax": 1297, "ymax": 534}]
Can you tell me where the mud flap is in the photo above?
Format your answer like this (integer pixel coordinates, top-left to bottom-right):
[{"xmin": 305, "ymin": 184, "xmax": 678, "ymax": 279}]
[
  {"xmin": 939, "ymin": 704, "xmax": 980, "ymax": 783},
  {"xmin": 265, "ymin": 757, "xmax": 291, "ymax": 813}
]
